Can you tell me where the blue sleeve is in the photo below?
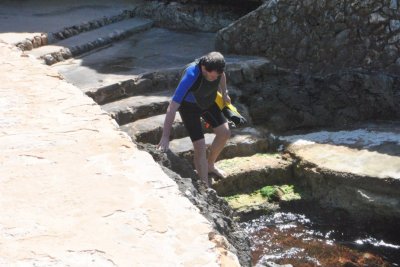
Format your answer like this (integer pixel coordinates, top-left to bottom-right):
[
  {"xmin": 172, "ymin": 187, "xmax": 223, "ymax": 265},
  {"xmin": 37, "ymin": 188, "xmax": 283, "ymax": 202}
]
[{"xmin": 172, "ymin": 64, "xmax": 199, "ymax": 104}]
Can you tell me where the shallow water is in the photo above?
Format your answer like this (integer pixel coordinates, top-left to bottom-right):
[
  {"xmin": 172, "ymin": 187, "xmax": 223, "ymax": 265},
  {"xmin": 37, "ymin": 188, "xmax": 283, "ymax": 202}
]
[{"xmin": 241, "ymin": 210, "xmax": 400, "ymax": 267}]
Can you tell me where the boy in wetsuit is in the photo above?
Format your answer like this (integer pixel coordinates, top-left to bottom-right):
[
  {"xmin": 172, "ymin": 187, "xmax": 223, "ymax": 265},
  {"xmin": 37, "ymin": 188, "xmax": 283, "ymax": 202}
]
[{"xmin": 157, "ymin": 52, "xmax": 231, "ymax": 187}]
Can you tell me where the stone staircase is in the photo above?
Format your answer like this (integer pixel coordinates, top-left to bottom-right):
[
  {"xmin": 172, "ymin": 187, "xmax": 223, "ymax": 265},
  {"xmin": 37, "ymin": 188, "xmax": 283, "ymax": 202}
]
[{"xmin": 22, "ymin": 12, "xmax": 153, "ymax": 65}]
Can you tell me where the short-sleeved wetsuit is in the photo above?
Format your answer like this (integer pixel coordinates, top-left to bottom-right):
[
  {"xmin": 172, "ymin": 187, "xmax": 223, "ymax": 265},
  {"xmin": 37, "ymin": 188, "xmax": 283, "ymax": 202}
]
[{"xmin": 172, "ymin": 62, "xmax": 227, "ymax": 142}]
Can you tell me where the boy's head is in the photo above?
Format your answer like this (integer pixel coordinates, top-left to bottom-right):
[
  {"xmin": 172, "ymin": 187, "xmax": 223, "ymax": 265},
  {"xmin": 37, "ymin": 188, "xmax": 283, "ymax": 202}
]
[{"xmin": 199, "ymin": 52, "xmax": 225, "ymax": 74}]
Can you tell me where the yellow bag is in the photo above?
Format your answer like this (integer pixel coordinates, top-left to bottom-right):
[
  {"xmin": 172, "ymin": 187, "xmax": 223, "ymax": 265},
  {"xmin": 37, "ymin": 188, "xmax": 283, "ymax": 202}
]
[{"xmin": 215, "ymin": 92, "xmax": 247, "ymax": 127}]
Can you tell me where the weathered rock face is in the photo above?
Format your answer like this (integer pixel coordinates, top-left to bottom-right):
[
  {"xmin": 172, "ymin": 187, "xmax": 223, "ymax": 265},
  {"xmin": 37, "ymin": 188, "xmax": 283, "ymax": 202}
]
[
  {"xmin": 131, "ymin": 1, "xmax": 245, "ymax": 32},
  {"xmin": 292, "ymin": 148, "xmax": 400, "ymax": 234},
  {"xmin": 242, "ymin": 70, "xmax": 400, "ymax": 132},
  {"xmin": 139, "ymin": 143, "xmax": 252, "ymax": 266},
  {"xmin": 216, "ymin": 0, "xmax": 400, "ymax": 75}
]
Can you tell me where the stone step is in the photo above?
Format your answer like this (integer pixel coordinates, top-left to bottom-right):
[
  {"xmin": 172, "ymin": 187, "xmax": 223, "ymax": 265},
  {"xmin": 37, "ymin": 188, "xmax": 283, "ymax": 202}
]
[
  {"xmin": 212, "ymin": 153, "xmax": 295, "ymax": 196},
  {"xmin": 15, "ymin": 9, "xmax": 136, "ymax": 51},
  {"xmin": 169, "ymin": 127, "xmax": 269, "ymax": 162},
  {"xmin": 101, "ymin": 89, "xmax": 172, "ymax": 125},
  {"xmin": 85, "ymin": 58, "xmax": 271, "ymax": 105},
  {"xmin": 27, "ymin": 18, "xmax": 153, "ymax": 65},
  {"xmin": 120, "ymin": 113, "xmax": 186, "ymax": 144},
  {"xmin": 86, "ymin": 67, "xmax": 181, "ymax": 105}
]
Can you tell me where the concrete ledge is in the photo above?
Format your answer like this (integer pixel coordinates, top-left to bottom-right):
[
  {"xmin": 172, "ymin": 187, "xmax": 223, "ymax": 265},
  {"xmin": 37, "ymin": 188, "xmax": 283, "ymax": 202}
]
[{"xmin": 0, "ymin": 43, "xmax": 233, "ymax": 266}]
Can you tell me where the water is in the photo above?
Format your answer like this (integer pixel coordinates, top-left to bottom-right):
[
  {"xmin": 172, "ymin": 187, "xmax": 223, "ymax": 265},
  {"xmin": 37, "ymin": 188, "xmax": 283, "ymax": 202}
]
[{"xmin": 241, "ymin": 210, "xmax": 400, "ymax": 266}]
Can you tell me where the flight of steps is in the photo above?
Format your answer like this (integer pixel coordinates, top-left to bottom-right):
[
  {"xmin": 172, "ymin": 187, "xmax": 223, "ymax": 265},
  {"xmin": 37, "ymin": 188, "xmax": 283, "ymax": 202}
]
[{"xmin": 21, "ymin": 12, "xmax": 153, "ymax": 65}]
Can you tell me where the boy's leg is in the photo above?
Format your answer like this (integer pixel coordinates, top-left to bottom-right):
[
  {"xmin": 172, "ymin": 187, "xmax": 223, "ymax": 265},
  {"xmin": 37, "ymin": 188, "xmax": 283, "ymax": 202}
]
[
  {"xmin": 193, "ymin": 138, "xmax": 209, "ymax": 186},
  {"xmin": 208, "ymin": 122, "xmax": 230, "ymax": 177},
  {"xmin": 178, "ymin": 102, "xmax": 209, "ymax": 186}
]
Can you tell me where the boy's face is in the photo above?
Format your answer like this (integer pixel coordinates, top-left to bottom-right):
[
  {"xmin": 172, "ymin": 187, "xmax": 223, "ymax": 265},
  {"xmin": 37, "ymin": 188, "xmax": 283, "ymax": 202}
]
[{"xmin": 201, "ymin": 66, "xmax": 222, "ymax": 81}]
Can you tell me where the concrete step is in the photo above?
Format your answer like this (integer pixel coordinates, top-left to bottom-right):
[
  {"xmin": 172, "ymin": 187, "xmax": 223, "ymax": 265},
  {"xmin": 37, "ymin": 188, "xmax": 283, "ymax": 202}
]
[
  {"xmin": 86, "ymin": 68, "xmax": 181, "ymax": 105},
  {"xmin": 101, "ymin": 89, "xmax": 172, "ymax": 125},
  {"xmin": 169, "ymin": 127, "xmax": 269, "ymax": 162},
  {"xmin": 120, "ymin": 113, "xmax": 186, "ymax": 144},
  {"xmin": 27, "ymin": 17, "xmax": 153, "ymax": 65},
  {"xmin": 212, "ymin": 153, "xmax": 295, "ymax": 196},
  {"xmin": 12, "ymin": 8, "xmax": 138, "ymax": 50}
]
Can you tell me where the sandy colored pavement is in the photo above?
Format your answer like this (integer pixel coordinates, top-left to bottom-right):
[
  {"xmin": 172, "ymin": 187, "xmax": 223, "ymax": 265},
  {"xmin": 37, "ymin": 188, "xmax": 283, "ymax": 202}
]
[{"xmin": 0, "ymin": 41, "xmax": 230, "ymax": 266}]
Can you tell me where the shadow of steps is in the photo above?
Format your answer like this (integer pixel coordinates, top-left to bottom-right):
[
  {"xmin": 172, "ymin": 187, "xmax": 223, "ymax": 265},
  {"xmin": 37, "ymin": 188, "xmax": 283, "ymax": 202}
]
[
  {"xmin": 169, "ymin": 127, "xmax": 269, "ymax": 162},
  {"xmin": 101, "ymin": 89, "xmax": 171, "ymax": 125},
  {"xmin": 28, "ymin": 17, "xmax": 153, "ymax": 65},
  {"xmin": 120, "ymin": 113, "xmax": 186, "ymax": 144},
  {"xmin": 212, "ymin": 154, "xmax": 295, "ymax": 197}
]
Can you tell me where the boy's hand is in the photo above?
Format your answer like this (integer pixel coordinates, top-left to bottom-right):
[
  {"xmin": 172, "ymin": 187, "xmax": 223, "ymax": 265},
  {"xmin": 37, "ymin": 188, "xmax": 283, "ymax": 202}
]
[
  {"xmin": 223, "ymin": 94, "xmax": 231, "ymax": 105},
  {"xmin": 157, "ymin": 136, "xmax": 170, "ymax": 152}
]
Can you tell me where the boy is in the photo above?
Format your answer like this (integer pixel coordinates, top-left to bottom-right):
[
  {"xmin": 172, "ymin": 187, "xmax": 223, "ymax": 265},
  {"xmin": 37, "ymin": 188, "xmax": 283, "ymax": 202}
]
[{"xmin": 158, "ymin": 52, "xmax": 231, "ymax": 187}]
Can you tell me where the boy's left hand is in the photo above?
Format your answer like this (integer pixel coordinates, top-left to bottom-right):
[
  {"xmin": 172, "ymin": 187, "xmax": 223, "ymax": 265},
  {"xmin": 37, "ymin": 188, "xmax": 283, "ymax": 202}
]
[{"xmin": 223, "ymin": 94, "xmax": 231, "ymax": 105}]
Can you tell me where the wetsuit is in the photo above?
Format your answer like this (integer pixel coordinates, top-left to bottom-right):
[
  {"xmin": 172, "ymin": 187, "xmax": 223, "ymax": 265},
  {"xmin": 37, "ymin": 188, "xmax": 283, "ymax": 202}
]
[{"xmin": 172, "ymin": 62, "xmax": 227, "ymax": 142}]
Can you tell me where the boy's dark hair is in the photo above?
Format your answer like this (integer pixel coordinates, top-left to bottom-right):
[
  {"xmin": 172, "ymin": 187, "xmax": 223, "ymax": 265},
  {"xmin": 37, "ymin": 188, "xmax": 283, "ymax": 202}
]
[{"xmin": 199, "ymin": 51, "xmax": 225, "ymax": 74}]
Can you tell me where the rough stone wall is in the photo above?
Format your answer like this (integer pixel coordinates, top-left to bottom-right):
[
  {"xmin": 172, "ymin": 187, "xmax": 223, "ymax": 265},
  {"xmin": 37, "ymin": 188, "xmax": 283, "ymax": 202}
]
[
  {"xmin": 241, "ymin": 69, "xmax": 400, "ymax": 132},
  {"xmin": 216, "ymin": 0, "xmax": 400, "ymax": 75},
  {"xmin": 131, "ymin": 1, "xmax": 242, "ymax": 32}
]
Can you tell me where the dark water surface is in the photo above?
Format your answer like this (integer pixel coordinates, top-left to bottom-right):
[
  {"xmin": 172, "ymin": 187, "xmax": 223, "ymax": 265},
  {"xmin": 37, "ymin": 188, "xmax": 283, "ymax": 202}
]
[{"xmin": 241, "ymin": 210, "xmax": 400, "ymax": 267}]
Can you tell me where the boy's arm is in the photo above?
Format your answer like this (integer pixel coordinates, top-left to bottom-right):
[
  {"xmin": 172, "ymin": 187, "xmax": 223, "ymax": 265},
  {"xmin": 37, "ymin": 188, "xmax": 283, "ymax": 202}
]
[
  {"xmin": 219, "ymin": 72, "xmax": 231, "ymax": 105},
  {"xmin": 158, "ymin": 100, "xmax": 180, "ymax": 152}
]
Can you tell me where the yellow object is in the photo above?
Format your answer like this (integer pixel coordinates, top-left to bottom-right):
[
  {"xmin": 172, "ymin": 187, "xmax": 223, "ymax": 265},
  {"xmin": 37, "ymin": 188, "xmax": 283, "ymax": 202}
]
[
  {"xmin": 215, "ymin": 92, "xmax": 247, "ymax": 126},
  {"xmin": 215, "ymin": 92, "xmax": 238, "ymax": 112}
]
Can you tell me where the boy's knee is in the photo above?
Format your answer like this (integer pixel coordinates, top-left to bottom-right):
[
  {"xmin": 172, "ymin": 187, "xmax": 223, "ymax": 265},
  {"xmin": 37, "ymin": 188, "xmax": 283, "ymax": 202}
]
[{"xmin": 221, "ymin": 127, "xmax": 231, "ymax": 140}]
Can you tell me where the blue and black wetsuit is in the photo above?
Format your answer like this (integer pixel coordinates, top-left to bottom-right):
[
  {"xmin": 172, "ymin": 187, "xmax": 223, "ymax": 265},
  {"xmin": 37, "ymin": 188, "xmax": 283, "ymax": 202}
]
[{"xmin": 172, "ymin": 62, "xmax": 227, "ymax": 142}]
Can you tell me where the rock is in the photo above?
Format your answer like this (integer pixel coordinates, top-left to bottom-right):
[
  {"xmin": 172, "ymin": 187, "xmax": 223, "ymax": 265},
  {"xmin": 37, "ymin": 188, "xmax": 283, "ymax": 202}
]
[
  {"xmin": 131, "ymin": 1, "xmax": 242, "ymax": 32},
  {"xmin": 43, "ymin": 54, "xmax": 56, "ymax": 65},
  {"xmin": 140, "ymin": 144, "xmax": 252, "ymax": 266},
  {"xmin": 33, "ymin": 36, "xmax": 42, "ymax": 48},
  {"xmin": 369, "ymin": 13, "xmax": 387, "ymax": 24},
  {"xmin": 216, "ymin": 0, "xmax": 400, "ymax": 75},
  {"xmin": 23, "ymin": 39, "xmax": 33, "ymax": 50},
  {"xmin": 245, "ymin": 70, "xmax": 400, "ymax": 132}
]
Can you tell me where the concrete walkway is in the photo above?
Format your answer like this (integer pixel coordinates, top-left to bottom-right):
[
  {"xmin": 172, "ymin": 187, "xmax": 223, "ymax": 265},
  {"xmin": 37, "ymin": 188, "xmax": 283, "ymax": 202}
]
[
  {"xmin": 0, "ymin": 2, "xmax": 243, "ymax": 265},
  {"xmin": 0, "ymin": 39, "xmax": 230, "ymax": 267}
]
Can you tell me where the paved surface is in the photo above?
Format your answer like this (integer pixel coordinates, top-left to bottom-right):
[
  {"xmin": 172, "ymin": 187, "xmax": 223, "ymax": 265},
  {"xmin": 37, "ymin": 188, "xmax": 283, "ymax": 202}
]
[
  {"xmin": 0, "ymin": 1, "xmax": 238, "ymax": 266},
  {"xmin": 0, "ymin": 41, "xmax": 228, "ymax": 267}
]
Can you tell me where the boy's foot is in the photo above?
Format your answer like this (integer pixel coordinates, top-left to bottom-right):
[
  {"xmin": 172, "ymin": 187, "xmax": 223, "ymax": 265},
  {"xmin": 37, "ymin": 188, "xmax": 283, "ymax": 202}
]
[
  {"xmin": 208, "ymin": 166, "xmax": 226, "ymax": 179},
  {"xmin": 201, "ymin": 177, "xmax": 211, "ymax": 188}
]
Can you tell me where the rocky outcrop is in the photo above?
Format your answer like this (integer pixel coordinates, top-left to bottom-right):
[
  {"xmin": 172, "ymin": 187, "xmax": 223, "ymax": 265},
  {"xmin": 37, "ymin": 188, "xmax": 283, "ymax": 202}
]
[
  {"xmin": 287, "ymin": 142, "xmax": 400, "ymax": 235},
  {"xmin": 216, "ymin": 0, "xmax": 400, "ymax": 75},
  {"xmin": 140, "ymin": 144, "xmax": 252, "ymax": 266},
  {"xmin": 131, "ymin": 1, "xmax": 243, "ymax": 32},
  {"xmin": 241, "ymin": 70, "xmax": 400, "ymax": 132}
]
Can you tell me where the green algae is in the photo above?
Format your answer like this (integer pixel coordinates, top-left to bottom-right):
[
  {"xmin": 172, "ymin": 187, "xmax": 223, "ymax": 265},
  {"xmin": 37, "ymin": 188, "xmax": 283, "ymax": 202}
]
[
  {"xmin": 260, "ymin": 185, "xmax": 301, "ymax": 201},
  {"xmin": 224, "ymin": 184, "xmax": 301, "ymax": 210}
]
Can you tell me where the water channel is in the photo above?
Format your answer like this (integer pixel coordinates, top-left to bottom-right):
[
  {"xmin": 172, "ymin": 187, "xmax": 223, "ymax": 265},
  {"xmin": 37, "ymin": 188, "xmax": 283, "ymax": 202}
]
[{"xmin": 241, "ymin": 204, "xmax": 400, "ymax": 266}]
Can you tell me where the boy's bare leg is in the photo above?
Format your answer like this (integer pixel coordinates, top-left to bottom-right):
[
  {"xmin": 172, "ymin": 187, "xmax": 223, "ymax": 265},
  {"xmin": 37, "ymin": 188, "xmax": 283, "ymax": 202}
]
[
  {"xmin": 208, "ymin": 122, "xmax": 230, "ymax": 178},
  {"xmin": 193, "ymin": 138, "xmax": 209, "ymax": 186}
]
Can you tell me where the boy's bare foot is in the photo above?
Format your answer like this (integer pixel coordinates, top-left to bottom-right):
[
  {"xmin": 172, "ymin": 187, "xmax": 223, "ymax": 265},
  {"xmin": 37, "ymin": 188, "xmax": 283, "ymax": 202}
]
[
  {"xmin": 201, "ymin": 177, "xmax": 211, "ymax": 187},
  {"xmin": 208, "ymin": 166, "xmax": 226, "ymax": 179}
]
